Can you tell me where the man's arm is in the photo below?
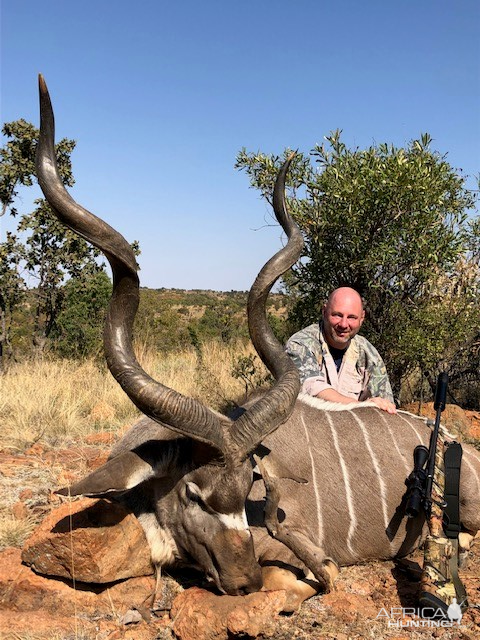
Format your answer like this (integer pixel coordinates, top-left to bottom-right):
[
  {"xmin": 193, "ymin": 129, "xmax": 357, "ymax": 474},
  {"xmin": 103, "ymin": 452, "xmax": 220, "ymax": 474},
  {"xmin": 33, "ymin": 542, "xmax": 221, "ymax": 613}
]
[
  {"xmin": 317, "ymin": 388, "xmax": 396, "ymax": 413},
  {"xmin": 316, "ymin": 388, "xmax": 357, "ymax": 404}
]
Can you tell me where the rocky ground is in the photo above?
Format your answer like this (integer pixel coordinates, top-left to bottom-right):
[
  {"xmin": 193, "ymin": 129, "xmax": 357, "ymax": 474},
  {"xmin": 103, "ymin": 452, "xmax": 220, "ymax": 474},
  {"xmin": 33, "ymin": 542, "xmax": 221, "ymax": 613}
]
[{"xmin": 0, "ymin": 405, "xmax": 479, "ymax": 640}]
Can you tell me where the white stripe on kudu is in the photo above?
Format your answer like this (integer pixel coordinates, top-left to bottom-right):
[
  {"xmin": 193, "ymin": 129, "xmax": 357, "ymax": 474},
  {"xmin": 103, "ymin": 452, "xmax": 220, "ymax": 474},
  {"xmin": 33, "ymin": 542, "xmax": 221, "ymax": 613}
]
[
  {"xmin": 396, "ymin": 411, "xmax": 426, "ymax": 445},
  {"xmin": 377, "ymin": 412, "xmax": 410, "ymax": 474},
  {"xmin": 349, "ymin": 410, "xmax": 393, "ymax": 552},
  {"xmin": 325, "ymin": 411, "xmax": 358, "ymax": 559},
  {"xmin": 301, "ymin": 412, "xmax": 324, "ymax": 545},
  {"xmin": 463, "ymin": 454, "xmax": 480, "ymax": 495}
]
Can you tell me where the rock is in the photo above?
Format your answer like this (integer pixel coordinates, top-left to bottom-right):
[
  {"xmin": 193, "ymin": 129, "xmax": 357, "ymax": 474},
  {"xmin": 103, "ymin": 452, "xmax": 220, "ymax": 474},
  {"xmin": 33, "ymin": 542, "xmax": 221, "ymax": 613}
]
[
  {"xmin": 86, "ymin": 451, "xmax": 110, "ymax": 469},
  {"xmin": 56, "ymin": 469, "xmax": 78, "ymax": 486},
  {"xmin": 24, "ymin": 443, "xmax": 45, "ymax": 456},
  {"xmin": 322, "ymin": 590, "xmax": 378, "ymax": 623},
  {"xmin": 0, "ymin": 547, "xmax": 165, "ymax": 639},
  {"xmin": 120, "ymin": 608, "xmax": 144, "ymax": 624},
  {"xmin": 0, "ymin": 611, "xmax": 79, "ymax": 638},
  {"xmin": 0, "ymin": 547, "xmax": 156, "ymax": 636},
  {"xmin": 43, "ymin": 446, "xmax": 104, "ymax": 466},
  {"xmin": 401, "ymin": 403, "xmax": 472, "ymax": 439},
  {"xmin": 22, "ymin": 497, "xmax": 153, "ymax": 582},
  {"xmin": 12, "ymin": 500, "xmax": 29, "ymax": 520},
  {"xmin": 88, "ymin": 401, "xmax": 116, "ymax": 423},
  {"xmin": 348, "ymin": 579, "xmax": 373, "ymax": 596},
  {"xmin": 466, "ymin": 410, "xmax": 480, "ymax": 439},
  {"xmin": 85, "ymin": 430, "xmax": 117, "ymax": 445},
  {"xmin": 170, "ymin": 586, "xmax": 287, "ymax": 640},
  {"xmin": 20, "ymin": 488, "xmax": 34, "ymax": 501}
]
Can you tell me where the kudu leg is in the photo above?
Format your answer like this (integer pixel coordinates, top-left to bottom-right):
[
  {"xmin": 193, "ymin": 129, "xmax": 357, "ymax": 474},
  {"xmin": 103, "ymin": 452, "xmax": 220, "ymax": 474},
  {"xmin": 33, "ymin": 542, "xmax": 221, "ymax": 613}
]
[
  {"xmin": 261, "ymin": 565, "xmax": 320, "ymax": 613},
  {"xmin": 254, "ymin": 456, "xmax": 339, "ymax": 600},
  {"xmin": 458, "ymin": 530, "xmax": 478, "ymax": 568}
]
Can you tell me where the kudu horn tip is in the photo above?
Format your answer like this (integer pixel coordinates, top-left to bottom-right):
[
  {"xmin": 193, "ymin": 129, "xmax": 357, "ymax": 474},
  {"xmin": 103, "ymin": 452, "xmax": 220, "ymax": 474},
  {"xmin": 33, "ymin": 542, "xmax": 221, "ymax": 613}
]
[
  {"xmin": 277, "ymin": 151, "xmax": 298, "ymax": 184},
  {"xmin": 38, "ymin": 73, "xmax": 48, "ymax": 93},
  {"xmin": 37, "ymin": 74, "xmax": 53, "ymax": 125}
]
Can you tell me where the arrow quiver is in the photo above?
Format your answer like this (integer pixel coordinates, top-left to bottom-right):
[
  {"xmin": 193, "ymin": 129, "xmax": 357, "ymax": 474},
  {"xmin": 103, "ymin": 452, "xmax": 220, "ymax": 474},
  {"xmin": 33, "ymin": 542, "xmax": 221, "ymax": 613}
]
[{"xmin": 418, "ymin": 373, "xmax": 468, "ymax": 616}]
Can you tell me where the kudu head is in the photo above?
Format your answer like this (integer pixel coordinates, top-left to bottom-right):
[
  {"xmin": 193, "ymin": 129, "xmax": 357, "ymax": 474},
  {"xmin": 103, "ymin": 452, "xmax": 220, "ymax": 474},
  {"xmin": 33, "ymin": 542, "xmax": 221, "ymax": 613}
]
[{"xmin": 36, "ymin": 75, "xmax": 304, "ymax": 595}]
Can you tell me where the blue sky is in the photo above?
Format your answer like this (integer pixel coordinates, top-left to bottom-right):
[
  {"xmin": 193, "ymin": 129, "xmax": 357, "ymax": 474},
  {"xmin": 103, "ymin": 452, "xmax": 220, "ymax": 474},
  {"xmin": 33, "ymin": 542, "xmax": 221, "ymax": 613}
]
[{"xmin": 1, "ymin": 0, "xmax": 479, "ymax": 290}]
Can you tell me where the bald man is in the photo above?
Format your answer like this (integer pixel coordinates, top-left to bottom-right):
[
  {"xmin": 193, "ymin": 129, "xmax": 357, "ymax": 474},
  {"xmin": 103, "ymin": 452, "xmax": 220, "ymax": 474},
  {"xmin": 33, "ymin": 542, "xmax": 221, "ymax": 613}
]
[{"xmin": 286, "ymin": 287, "xmax": 396, "ymax": 413}]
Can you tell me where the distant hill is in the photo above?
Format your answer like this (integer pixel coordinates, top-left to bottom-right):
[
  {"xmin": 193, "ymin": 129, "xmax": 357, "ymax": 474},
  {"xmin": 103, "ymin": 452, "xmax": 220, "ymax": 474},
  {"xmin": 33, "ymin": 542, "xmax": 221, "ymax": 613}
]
[
  {"xmin": 135, "ymin": 288, "xmax": 290, "ymax": 352},
  {"xmin": 8, "ymin": 287, "xmax": 290, "ymax": 359}
]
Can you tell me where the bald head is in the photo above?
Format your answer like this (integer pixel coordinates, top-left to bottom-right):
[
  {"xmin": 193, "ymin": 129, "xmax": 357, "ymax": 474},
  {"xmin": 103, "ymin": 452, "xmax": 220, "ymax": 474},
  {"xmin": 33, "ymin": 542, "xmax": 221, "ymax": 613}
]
[
  {"xmin": 326, "ymin": 287, "xmax": 364, "ymax": 313},
  {"xmin": 322, "ymin": 287, "xmax": 365, "ymax": 349}
]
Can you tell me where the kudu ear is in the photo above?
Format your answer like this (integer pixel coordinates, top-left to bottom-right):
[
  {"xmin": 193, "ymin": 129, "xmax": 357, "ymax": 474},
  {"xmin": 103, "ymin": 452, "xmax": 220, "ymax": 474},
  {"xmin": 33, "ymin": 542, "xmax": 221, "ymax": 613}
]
[
  {"xmin": 253, "ymin": 446, "xmax": 308, "ymax": 484},
  {"xmin": 56, "ymin": 450, "xmax": 161, "ymax": 497},
  {"xmin": 56, "ymin": 441, "xmax": 173, "ymax": 498}
]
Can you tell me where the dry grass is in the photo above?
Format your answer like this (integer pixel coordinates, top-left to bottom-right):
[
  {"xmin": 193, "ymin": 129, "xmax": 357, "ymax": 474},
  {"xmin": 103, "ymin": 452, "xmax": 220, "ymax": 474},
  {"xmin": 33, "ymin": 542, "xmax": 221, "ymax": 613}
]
[
  {"xmin": 0, "ymin": 340, "xmax": 267, "ymax": 451},
  {"xmin": 0, "ymin": 358, "xmax": 138, "ymax": 451},
  {"xmin": 0, "ymin": 513, "xmax": 36, "ymax": 550},
  {"xmin": 0, "ymin": 459, "xmax": 64, "ymax": 551}
]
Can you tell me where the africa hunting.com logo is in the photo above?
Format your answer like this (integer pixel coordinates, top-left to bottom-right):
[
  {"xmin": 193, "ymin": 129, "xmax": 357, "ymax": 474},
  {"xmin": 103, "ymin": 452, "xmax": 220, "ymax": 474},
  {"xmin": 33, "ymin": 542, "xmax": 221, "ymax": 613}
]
[{"xmin": 376, "ymin": 598, "xmax": 466, "ymax": 629}]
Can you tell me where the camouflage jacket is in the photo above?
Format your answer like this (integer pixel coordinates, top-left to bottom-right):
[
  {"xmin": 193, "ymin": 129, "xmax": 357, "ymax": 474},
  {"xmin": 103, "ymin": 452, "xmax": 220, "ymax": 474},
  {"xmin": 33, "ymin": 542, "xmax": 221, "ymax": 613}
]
[{"xmin": 285, "ymin": 323, "xmax": 394, "ymax": 402}]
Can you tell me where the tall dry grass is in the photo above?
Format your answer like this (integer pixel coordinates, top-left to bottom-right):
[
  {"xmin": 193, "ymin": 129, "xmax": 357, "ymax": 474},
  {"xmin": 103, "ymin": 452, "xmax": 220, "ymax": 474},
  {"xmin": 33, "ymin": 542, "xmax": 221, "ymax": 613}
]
[{"xmin": 0, "ymin": 340, "xmax": 268, "ymax": 451}]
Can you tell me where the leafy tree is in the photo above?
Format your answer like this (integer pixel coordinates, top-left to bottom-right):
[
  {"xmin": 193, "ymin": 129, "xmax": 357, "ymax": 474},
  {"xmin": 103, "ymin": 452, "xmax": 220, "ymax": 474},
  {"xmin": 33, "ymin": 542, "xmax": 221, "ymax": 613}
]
[
  {"xmin": 134, "ymin": 292, "xmax": 193, "ymax": 353},
  {"xmin": 198, "ymin": 306, "xmax": 241, "ymax": 343},
  {"xmin": 236, "ymin": 132, "xmax": 479, "ymax": 398},
  {"xmin": 51, "ymin": 270, "xmax": 112, "ymax": 359},
  {"xmin": 231, "ymin": 353, "xmax": 271, "ymax": 397},
  {"xmin": 267, "ymin": 311, "xmax": 289, "ymax": 344},
  {"xmin": 1, "ymin": 119, "xmax": 104, "ymax": 355},
  {"xmin": 19, "ymin": 199, "xmax": 104, "ymax": 352},
  {"xmin": 1, "ymin": 119, "xmax": 74, "ymax": 216},
  {"xmin": 0, "ymin": 232, "xmax": 25, "ymax": 370}
]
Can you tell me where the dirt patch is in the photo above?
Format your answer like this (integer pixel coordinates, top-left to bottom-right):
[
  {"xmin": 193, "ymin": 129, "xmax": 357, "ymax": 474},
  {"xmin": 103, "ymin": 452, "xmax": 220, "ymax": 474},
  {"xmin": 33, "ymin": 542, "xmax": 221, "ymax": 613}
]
[{"xmin": 402, "ymin": 402, "xmax": 480, "ymax": 441}]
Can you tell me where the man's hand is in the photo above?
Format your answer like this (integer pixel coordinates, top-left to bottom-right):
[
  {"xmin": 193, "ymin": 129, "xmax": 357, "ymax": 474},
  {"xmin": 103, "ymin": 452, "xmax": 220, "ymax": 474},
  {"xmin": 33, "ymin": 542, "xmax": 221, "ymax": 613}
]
[{"xmin": 370, "ymin": 396, "xmax": 397, "ymax": 414}]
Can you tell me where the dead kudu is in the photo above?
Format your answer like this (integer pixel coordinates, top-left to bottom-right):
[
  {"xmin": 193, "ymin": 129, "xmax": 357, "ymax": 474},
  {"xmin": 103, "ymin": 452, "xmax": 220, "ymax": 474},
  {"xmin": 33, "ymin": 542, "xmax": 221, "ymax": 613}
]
[{"xmin": 36, "ymin": 76, "xmax": 480, "ymax": 612}]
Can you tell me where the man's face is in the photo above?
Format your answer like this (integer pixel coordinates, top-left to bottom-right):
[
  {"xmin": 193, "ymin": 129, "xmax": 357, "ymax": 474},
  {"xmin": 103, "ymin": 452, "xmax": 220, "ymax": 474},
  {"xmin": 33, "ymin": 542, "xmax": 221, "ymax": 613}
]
[{"xmin": 322, "ymin": 289, "xmax": 365, "ymax": 349}]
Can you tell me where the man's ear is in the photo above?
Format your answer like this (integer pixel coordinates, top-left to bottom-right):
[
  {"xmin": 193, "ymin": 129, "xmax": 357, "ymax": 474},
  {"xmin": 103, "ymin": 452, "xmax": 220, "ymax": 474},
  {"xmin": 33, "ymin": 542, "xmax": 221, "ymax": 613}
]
[{"xmin": 360, "ymin": 309, "xmax": 366, "ymax": 325}]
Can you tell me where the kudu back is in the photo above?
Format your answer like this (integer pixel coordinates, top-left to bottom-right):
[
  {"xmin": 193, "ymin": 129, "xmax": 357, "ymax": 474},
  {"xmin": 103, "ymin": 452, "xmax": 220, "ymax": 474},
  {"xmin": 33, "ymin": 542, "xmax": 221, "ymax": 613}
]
[{"xmin": 36, "ymin": 76, "xmax": 480, "ymax": 610}]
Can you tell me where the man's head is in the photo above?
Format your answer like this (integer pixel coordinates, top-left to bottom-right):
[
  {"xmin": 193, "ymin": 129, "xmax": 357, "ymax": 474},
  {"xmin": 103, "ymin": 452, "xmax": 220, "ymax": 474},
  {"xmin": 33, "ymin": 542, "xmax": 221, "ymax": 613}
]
[{"xmin": 322, "ymin": 287, "xmax": 365, "ymax": 350}]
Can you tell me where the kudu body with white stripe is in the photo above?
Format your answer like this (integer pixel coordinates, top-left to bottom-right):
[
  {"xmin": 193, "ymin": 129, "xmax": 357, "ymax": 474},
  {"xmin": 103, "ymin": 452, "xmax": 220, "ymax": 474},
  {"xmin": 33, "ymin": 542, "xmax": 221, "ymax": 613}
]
[
  {"xmin": 247, "ymin": 398, "xmax": 480, "ymax": 595},
  {"xmin": 36, "ymin": 76, "xmax": 480, "ymax": 611}
]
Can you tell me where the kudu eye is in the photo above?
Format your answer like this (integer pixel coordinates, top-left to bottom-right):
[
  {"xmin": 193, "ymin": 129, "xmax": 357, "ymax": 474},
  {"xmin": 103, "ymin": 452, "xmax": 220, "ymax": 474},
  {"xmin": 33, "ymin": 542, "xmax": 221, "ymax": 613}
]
[{"xmin": 185, "ymin": 481, "xmax": 206, "ymax": 507}]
